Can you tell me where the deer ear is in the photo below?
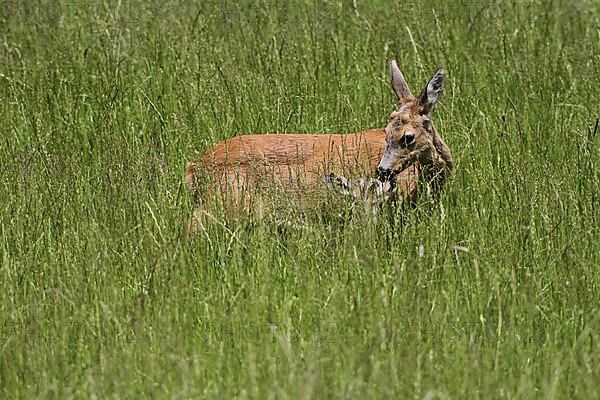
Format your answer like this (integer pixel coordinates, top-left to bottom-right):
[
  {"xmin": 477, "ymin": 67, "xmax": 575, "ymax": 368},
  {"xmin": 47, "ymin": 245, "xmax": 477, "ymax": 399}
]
[
  {"xmin": 419, "ymin": 68, "xmax": 444, "ymax": 116},
  {"xmin": 321, "ymin": 173, "xmax": 351, "ymax": 196},
  {"xmin": 390, "ymin": 60, "xmax": 412, "ymax": 103},
  {"xmin": 379, "ymin": 181, "xmax": 397, "ymax": 202}
]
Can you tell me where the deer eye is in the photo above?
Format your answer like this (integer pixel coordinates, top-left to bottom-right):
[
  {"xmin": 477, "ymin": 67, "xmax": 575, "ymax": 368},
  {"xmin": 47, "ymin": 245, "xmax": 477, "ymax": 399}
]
[{"xmin": 400, "ymin": 133, "xmax": 415, "ymax": 148}]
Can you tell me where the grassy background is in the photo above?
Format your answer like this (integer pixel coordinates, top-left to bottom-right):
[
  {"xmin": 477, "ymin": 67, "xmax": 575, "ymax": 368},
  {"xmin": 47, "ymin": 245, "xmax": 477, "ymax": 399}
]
[{"xmin": 1, "ymin": 0, "xmax": 599, "ymax": 398}]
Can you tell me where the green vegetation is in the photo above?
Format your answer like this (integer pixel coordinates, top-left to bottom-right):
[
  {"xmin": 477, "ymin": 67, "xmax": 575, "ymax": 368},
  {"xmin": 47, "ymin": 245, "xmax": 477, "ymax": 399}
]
[{"xmin": 1, "ymin": 0, "xmax": 599, "ymax": 398}]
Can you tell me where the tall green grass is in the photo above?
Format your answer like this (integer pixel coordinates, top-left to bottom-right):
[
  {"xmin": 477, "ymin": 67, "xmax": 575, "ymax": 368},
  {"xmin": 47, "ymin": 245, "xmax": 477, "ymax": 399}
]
[{"xmin": 1, "ymin": 0, "xmax": 599, "ymax": 398}]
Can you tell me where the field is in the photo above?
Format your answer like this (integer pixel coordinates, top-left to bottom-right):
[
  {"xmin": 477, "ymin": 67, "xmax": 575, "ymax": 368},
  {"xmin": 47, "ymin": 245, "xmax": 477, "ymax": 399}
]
[{"xmin": 1, "ymin": 0, "xmax": 599, "ymax": 398}]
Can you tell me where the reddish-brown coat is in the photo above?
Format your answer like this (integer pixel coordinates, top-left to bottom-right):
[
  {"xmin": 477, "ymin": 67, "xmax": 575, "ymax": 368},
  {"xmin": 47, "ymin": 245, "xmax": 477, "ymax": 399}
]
[{"xmin": 186, "ymin": 129, "xmax": 418, "ymax": 203}]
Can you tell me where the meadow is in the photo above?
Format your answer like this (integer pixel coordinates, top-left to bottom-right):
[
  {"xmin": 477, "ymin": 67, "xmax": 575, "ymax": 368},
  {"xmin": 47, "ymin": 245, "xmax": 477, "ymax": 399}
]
[{"xmin": 1, "ymin": 0, "xmax": 599, "ymax": 398}]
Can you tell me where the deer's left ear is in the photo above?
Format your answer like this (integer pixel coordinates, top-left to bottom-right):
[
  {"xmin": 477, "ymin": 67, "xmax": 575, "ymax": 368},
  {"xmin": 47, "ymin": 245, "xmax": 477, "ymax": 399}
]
[{"xmin": 419, "ymin": 68, "xmax": 444, "ymax": 116}]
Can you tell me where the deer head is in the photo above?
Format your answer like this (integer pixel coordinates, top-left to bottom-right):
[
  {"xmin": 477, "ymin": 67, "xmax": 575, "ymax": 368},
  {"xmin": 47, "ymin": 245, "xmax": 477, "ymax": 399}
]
[
  {"xmin": 377, "ymin": 60, "xmax": 452, "ymax": 184},
  {"xmin": 321, "ymin": 173, "xmax": 397, "ymax": 222}
]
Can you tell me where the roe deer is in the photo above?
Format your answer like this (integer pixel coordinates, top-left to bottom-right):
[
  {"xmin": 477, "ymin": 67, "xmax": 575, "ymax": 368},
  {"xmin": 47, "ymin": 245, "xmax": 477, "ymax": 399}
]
[
  {"xmin": 321, "ymin": 173, "xmax": 396, "ymax": 223},
  {"xmin": 184, "ymin": 60, "xmax": 452, "ymax": 236}
]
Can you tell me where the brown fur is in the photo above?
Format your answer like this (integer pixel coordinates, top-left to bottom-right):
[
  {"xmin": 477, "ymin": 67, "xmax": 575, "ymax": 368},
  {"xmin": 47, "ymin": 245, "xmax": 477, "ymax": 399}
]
[{"xmin": 186, "ymin": 130, "xmax": 418, "ymax": 200}]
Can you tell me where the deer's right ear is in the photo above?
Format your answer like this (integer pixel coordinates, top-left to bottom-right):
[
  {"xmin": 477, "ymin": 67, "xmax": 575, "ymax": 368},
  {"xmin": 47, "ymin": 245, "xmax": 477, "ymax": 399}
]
[
  {"xmin": 379, "ymin": 180, "xmax": 397, "ymax": 202},
  {"xmin": 390, "ymin": 60, "xmax": 412, "ymax": 103},
  {"xmin": 321, "ymin": 173, "xmax": 351, "ymax": 196}
]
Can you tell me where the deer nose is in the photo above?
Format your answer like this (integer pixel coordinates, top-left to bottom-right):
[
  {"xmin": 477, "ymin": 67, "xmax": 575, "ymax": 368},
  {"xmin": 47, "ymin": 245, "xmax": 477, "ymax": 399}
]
[{"xmin": 377, "ymin": 167, "xmax": 397, "ymax": 182}]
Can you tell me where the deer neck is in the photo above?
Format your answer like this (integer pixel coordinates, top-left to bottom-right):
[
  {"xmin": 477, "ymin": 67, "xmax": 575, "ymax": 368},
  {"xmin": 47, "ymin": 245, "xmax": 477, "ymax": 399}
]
[{"xmin": 422, "ymin": 129, "xmax": 453, "ymax": 185}]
